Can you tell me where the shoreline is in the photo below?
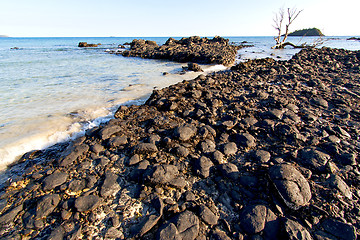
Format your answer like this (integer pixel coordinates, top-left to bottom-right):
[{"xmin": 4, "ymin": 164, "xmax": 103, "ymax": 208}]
[
  {"xmin": 0, "ymin": 45, "xmax": 359, "ymax": 239},
  {"xmin": 0, "ymin": 62, "xmax": 224, "ymax": 172},
  {"xmin": 0, "ymin": 46, "xmax": 222, "ymax": 171}
]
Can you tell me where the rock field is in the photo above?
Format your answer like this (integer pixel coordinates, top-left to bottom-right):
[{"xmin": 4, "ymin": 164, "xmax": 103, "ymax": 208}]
[{"xmin": 0, "ymin": 45, "xmax": 360, "ymax": 240}]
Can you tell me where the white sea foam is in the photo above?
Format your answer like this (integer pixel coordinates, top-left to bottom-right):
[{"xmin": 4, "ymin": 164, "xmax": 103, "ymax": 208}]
[
  {"xmin": 0, "ymin": 107, "xmax": 112, "ymax": 171},
  {"xmin": 203, "ymin": 64, "xmax": 228, "ymax": 73}
]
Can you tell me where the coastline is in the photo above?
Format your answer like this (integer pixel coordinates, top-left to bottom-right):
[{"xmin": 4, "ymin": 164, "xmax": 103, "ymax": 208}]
[
  {"xmin": 0, "ymin": 62, "xmax": 224, "ymax": 172},
  {"xmin": 1, "ymin": 37, "xmax": 223, "ymax": 171},
  {"xmin": 0, "ymin": 41, "xmax": 359, "ymax": 239}
]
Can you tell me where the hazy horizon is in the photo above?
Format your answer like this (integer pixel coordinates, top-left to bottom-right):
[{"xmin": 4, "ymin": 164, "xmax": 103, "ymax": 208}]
[{"xmin": 1, "ymin": 34, "xmax": 359, "ymax": 38}]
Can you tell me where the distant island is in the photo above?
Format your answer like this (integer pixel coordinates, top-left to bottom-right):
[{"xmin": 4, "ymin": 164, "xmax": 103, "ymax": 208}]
[
  {"xmin": 0, "ymin": 35, "xmax": 9, "ymax": 38},
  {"xmin": 287, "ymin": 28, "xmax": 324, "ymax": 36}
]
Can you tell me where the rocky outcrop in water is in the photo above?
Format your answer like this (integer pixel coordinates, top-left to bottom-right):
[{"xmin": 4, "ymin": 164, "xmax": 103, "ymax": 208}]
[
  {"xmin": 120, "ymin": 36, "xmax": 241, "ymax": 66},
  {"xmin": 78, "ymin": 42, "xmax": 98, "ymax": 47},
  {"xmin": 1, "ymin": 47, "xmax": 360, "ymax": 239}
]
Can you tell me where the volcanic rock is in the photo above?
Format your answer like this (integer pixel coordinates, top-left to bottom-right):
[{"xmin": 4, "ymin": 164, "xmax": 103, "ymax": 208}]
[
  {"xmin": 194, "ymin": 156, "xmax": 214, "ymax": 178},
  {"xmin": 75, "ymin": 195, "xmax": 101, "ymax": 212},
  {"xmin": 35, "ymin": 194, "xmax": 60, "ymax": 219},
  {"xmin": 174, "ymin": 125, "xmax": 197, "ymax": 142},
  {"xmin": 281, "ymin": 218, "xmax": 312, "ymax": 240},
  {"xmin": 145, "ymin": 164, "xmax": 179, "ymax": 185},
  {"xmin": 100, "ymin": 172, "xmax": 121, "ymax": 197},
  {"xmin": 121, "ymin": 36, "xmax": 240, "ymax": 66},
  {"xmin": 58, "ymin": 144, "xmax": 89, "ymax": 166},
  {"xmin": 199, "ymin": 205, "xmax": 219, "ymax": 225},
  {"xmin": 133, "ymin": 143, "xmax": 158, "ymax": 155},
  {"xmin": 269, "ymin": 164, "xmax": 311, "ymax": 210},
  {"xmin": 78, "ymin": 42, "xmax": 98, "ymax": 47},
  {"xmin": 236, "ymin": 133, "xmax": 256, "ymax": 148},
  {"xmin": 0, "ymin": 204, "xmax": 23, "ymax": 225},
  {"xmin": 299, "ymin": 148, "xmax": 330, "ymax": 172},
  {"xmin": 158, "ymin": 210, "xmax": 200, "ymax": 240},
  {"xmin": 185, "ymin": 62, "xmax": 203, "ymax": 72},
  {"xmin": 42, "ymin": 172, "xmax": 68, "ymax": 191},
  {"xmin": 321, "ymin": 218, "xmax": 357, "ymax": 240}
]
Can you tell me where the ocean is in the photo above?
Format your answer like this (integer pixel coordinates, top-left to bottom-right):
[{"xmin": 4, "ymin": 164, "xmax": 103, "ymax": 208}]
[{"xmin": 0, "ymin": 36, "xmax": 359, "ymax": 171}]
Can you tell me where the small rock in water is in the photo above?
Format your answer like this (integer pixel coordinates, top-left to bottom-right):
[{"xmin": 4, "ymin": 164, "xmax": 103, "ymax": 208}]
[{"xmin": 185, "ymin": 62, "xmax": 204, "ymax": 72}]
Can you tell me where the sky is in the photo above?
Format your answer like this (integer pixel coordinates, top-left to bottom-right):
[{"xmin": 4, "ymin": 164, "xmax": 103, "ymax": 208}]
[{"xmin": 1, "ymin": 0, "xmax": 359, "ymax": 37}]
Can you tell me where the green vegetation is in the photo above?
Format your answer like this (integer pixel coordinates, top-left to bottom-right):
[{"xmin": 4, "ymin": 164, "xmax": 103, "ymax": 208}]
[{"xmin": 288, "ymin": 28, "xmax": 324, "ymax": 36}]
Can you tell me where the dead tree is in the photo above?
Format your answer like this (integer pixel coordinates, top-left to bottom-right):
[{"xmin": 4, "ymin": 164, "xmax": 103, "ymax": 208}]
[{"xmin": 272, "ymin": 8, "xmax": 303, "ymax": 49}]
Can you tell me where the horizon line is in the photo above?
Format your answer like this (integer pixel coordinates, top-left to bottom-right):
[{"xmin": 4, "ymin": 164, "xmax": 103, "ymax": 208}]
[{"xmin": 1, "ymin": 35, "xmax": 359, "ymax": 38}]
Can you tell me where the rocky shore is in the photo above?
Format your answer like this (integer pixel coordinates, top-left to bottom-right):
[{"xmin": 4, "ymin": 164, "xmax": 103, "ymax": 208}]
[
  {"xmin": 1, "ymin": 47, "xmax": 360, "ymax": 240},
  {"xmin": 120, "ymin": 36, "xmax": 244, "ymax": 66}
]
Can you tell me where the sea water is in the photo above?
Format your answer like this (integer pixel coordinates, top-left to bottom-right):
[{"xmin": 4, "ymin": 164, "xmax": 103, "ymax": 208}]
[{"xmin": 0, "ymin": 36, "xmax": 359, "ymax": 170}]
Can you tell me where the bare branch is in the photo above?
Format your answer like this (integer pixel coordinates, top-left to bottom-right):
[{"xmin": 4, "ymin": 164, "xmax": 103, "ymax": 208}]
[
  {"xmin": 272, "ymin": 8, "xmax": 284, "ymax": 45},
  {"xmin": 271, "ymin": 7, "xmax": 304, "ymax": 49},
  {"xmin": 288, "ymin": 8, "xmax": 302, "ymax": 25}
]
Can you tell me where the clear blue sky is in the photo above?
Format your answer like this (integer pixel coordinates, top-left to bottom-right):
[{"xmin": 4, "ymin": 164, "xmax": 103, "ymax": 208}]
[{"xmin": 1, "ymin": 0, "xmax": 359, "ymax": 37}]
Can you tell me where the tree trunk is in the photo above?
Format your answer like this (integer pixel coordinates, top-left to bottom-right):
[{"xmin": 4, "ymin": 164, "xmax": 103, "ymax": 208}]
[{"xmin": 271, "ymin": 42, "xmax": 306, "ymax": 49}]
